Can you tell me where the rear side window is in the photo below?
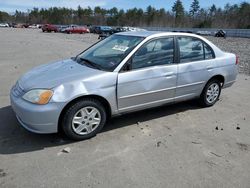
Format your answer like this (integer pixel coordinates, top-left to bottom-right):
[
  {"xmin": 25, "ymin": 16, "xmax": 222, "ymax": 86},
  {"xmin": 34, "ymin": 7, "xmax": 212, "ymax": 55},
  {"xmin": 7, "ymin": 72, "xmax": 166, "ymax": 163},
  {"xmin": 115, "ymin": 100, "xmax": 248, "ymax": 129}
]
[
  {"xmin": 177, "ymin": 37, "xmax": 214, "ymax": 63},
  {"xmin": 204, "ymin": 43, "xmax": 214, "ymax": 59}
]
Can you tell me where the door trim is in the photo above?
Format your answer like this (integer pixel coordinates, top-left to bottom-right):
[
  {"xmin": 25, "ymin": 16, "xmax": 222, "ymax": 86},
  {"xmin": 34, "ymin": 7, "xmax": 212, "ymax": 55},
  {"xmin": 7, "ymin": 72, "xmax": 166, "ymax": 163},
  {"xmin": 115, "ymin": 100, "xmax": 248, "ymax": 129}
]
[
  {"xmin": 119, "ymin": 86, "xmax": 176, "ymax": 99},
  {"xmin": 176, "ymin": 81, "xmax": 205, "ymax": 89},
  {"xmin": 119, "ymin": 97, "xmax": 174, "ymax": 111},
  {"xmin": 118, "ymin": 92, "xmax": 196, "ymax": 112}
]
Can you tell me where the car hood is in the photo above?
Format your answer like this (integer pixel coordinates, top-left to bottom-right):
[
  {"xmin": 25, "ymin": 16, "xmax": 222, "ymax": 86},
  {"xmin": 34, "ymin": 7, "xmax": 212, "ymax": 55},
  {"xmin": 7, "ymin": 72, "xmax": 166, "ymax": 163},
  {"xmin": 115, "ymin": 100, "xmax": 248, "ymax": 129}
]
[{"xmin": 18, "ymin": 59, "xmax": 104, "ymax": 91}]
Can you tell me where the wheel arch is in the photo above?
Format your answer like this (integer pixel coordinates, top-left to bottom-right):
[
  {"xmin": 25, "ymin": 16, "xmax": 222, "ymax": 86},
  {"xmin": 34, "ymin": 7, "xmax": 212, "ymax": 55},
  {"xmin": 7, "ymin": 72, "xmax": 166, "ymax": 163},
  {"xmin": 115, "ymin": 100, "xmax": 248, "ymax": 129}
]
[
  {"xmin": 58, "ymin": 94, "xmax": 112, "ymax": 132},
  {"xmin": 200, "ymin": 74, "xmax": 225, "ymax": 97},
  {"xmin": 206, "ymin": 74, "xmax": 225, "ymax": 87}
]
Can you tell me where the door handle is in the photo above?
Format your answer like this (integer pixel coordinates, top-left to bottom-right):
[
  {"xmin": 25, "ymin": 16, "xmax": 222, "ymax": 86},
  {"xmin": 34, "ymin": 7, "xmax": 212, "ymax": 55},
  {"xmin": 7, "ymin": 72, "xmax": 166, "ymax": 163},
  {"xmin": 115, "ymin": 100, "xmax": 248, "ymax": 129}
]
[
  {"xmin": 163, "ymin": 72, "xmax": 174, "ymax": 78},
  {"xmin": 206, "ymin": 66, "xmax": 213, "ymax": 70}
]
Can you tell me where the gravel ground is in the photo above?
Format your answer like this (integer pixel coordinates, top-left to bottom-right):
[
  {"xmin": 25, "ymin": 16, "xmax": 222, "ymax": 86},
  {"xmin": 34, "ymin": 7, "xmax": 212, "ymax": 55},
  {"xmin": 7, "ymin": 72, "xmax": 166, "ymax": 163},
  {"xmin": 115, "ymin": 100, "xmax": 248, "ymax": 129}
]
[
  {"xmin": 0, "ymin": 28, "xmax": 250, "ymax": 188},
  {"xmin": 206, "ymin": 36, "xmax": 250, "ymax": 74}
]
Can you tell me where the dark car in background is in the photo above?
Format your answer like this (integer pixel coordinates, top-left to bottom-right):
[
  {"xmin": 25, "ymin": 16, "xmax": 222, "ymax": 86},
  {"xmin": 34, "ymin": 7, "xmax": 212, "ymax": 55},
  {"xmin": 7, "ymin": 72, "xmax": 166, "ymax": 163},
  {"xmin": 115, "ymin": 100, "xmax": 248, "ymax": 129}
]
[
  {"xmin": 93, "ymin": 26, "xmax": 113, "ymax": 34},
  {"xmin": 112, "ymin": 27, "xmax": 126, "ymax": 33},
  {"xmin": 89, "ymin": 25, "xmax": 98, "ymax": 33},
  {"xmin": 42, "ymin": 24, "xmax": 58, "ymax": 32},
  {"xmin": 98, "ymin": 27, "xmax": 126, "ymax": 39},
  {"xmin": 215, "ymin": 30, "xmax": 227, "ymax": 38}
]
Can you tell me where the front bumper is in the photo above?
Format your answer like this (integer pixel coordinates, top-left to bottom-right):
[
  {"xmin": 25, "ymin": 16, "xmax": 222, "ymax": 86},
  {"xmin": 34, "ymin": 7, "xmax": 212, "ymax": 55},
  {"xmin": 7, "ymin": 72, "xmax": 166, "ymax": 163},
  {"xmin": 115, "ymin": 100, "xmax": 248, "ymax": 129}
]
[{"xmin": 10, "ymin": 89, "xmax": 65, "ymax": 134}]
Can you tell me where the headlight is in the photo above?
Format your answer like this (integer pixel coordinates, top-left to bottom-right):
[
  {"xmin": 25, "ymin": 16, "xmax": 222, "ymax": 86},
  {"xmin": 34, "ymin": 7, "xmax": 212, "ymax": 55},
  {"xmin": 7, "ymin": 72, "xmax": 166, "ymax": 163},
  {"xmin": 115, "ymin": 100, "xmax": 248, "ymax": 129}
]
[{"xmin": 22, "ymin": 89, "xmax": 53, "ymax": 105}]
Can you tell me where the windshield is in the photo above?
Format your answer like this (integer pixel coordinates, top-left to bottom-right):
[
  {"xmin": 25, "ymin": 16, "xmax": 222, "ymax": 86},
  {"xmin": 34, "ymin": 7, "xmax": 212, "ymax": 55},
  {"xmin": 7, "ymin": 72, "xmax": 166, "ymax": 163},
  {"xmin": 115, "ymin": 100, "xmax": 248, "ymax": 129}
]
[{"xmin": 76, "ymin": 34, "xmax": 144, "ymax": 71}]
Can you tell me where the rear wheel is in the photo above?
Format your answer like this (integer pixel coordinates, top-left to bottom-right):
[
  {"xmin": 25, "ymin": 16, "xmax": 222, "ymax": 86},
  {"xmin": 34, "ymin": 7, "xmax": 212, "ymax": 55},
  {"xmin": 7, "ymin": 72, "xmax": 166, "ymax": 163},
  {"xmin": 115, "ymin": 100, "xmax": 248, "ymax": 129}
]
[
  {"xmin": 199, "ymin": 79, "xmax": 221, "ymax": 107},
  {"xmin": 62, "ymin": 99, "xmax": 107, "ymax": 140}
]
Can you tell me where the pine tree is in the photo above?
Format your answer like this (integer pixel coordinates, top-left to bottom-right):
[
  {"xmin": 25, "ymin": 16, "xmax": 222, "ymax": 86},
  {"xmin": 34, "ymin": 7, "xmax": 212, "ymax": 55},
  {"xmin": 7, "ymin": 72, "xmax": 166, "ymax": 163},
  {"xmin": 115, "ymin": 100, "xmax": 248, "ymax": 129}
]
[
  {"xmin": 190, "ymin": 0, "xmax": 200, "ymax": 17},
  {"xmin": 172, "ymin": 0, "xmax": 185, "ymax": 26}
]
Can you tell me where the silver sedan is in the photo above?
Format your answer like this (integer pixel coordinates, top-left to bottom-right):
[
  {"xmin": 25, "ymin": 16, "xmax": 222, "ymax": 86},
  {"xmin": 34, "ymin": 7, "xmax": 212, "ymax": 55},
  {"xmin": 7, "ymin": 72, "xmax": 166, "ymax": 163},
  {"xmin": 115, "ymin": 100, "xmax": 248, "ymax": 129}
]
[{"xmin": 10, "ymin": 31, "xmax": 238, "ymax": 140}]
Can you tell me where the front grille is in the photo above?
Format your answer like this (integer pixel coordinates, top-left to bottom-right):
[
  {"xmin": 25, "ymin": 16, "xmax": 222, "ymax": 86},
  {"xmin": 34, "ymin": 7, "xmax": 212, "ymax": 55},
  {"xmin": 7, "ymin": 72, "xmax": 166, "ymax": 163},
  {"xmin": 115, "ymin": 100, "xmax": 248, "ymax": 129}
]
[{"xmin": 12, "ymin": 82, "xmax": 25, "ymax": 97}]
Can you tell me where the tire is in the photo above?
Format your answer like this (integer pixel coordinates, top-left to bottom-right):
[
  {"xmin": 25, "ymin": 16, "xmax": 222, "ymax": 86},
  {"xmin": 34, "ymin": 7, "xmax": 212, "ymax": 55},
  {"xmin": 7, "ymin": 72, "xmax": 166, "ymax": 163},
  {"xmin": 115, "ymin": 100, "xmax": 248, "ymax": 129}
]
[
  {"xmin": 61, "ymin": 99, "xmax": 107, "ymax": 140},
  {"xmin": 199, "ymin": 79, "xmax": 221, "ymax": 107}
]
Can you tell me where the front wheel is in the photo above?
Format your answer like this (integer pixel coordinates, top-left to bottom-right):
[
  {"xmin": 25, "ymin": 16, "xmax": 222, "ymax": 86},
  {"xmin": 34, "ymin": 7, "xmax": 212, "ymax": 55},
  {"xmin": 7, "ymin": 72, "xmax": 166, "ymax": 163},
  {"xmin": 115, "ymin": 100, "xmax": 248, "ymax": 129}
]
[
  {"xmin": 199, "ymin": 79, "xmax": 221, "ymax": 107},
  {"xmin": 61, "ymin": 99, "xmax": 107, "ymax": 140}
]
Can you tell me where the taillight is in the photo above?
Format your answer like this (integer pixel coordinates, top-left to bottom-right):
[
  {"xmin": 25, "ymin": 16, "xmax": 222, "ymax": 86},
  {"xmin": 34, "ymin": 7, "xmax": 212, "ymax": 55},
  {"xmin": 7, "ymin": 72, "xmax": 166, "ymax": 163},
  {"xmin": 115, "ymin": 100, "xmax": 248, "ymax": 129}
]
[{"xmin": 236, "ymin": 55, "xmax": 239, "ymax": 65}]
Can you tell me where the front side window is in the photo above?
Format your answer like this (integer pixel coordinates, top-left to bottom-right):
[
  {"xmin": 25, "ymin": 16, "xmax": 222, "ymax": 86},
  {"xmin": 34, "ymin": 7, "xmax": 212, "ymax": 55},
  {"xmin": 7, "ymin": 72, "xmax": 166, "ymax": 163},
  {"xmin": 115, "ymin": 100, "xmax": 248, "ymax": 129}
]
[
  {"xmin": 76, "ymin": 34, "xmax": 144, "ymax": 71},
  {"xmin": 131, "ymin": 37, "xmax": 174, "ymax": 70}
]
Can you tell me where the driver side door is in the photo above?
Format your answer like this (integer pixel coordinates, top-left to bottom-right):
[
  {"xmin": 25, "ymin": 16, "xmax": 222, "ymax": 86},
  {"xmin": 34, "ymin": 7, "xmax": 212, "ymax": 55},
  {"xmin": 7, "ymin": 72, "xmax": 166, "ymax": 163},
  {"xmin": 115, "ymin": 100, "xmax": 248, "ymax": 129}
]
[{"xmin": 117, "ymin": 37, "xmax": 178, "ymax": 112}]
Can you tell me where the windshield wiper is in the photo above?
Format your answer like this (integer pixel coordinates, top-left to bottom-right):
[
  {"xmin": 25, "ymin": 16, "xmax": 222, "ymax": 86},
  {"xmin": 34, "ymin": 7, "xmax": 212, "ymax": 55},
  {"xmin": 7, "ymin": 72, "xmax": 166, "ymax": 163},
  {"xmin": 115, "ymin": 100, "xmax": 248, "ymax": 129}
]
[{"xmin": 78, "ymin": 57, "xmax": 102, "ymax": 70}]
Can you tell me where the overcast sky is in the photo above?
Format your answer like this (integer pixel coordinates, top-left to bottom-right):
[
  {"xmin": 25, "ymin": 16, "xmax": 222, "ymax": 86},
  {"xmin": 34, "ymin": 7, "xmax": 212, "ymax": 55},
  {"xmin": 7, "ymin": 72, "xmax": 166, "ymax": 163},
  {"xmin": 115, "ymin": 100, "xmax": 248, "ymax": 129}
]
[{"xmin": 0, "ymin": 0, "xmax": 245, "ymax": 12}]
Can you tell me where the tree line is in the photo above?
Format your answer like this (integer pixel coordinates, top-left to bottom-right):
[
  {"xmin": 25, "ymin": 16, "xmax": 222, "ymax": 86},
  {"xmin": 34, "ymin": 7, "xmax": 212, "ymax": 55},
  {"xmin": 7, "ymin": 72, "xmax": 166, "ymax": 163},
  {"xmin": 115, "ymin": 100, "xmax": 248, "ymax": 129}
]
[{"xmin": 0, "ymin": 0, "xmax": 250, "ymax": 29}]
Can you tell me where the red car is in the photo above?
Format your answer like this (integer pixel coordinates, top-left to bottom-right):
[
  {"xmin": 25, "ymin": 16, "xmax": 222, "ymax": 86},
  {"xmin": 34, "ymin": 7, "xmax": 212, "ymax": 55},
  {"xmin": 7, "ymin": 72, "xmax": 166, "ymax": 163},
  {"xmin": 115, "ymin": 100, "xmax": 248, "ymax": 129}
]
[
  {"xmin": 42, "ymin": 24, "xmax": 58, "ymax": 32},
  {"xmin": 64, "ymin": 25, "xmax": 90, "ymax": 34}
]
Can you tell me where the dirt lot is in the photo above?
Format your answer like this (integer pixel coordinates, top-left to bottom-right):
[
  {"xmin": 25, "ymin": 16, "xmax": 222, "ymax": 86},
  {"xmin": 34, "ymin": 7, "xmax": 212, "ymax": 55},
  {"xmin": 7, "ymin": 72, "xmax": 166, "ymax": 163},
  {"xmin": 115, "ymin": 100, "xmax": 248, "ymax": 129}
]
[{"xmin": 0, "ymin": 28, "xmax": 250, "ymax": 188}]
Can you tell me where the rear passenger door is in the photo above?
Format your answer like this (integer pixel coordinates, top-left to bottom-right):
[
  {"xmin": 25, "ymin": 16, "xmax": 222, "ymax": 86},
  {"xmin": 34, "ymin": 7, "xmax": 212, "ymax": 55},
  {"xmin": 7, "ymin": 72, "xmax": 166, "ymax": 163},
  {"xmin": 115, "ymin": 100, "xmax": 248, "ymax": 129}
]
[{"xmin": 176, "ymin": 36, "xmax": 215, "ymax": 101}]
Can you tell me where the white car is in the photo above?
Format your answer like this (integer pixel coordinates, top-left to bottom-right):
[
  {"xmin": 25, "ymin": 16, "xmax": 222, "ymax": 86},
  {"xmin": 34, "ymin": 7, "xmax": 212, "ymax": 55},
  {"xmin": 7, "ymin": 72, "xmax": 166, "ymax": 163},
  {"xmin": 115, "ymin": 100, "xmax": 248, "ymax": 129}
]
[
  {"xmin": 28, "ymin": 24, "xmax": 40, "ymax": 29},
  {"xmin": 196, "ymin": 31, "xmax": 212, "ymax": 36},
  {"xmin": 0, "ymin": 23, "xmax": 9, "ymax": 27},
  {"xmin": 123, "ymin": 27, "xmax": 146, "ymax": 32}
]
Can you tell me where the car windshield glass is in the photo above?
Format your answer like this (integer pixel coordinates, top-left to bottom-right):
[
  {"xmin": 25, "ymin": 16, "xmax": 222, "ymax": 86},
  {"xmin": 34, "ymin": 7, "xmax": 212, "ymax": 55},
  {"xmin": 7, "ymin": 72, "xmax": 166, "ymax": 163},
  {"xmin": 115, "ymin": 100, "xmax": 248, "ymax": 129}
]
[{"xmin": 76, "ymin": 34, "xmax": 144, "ymax": 71}]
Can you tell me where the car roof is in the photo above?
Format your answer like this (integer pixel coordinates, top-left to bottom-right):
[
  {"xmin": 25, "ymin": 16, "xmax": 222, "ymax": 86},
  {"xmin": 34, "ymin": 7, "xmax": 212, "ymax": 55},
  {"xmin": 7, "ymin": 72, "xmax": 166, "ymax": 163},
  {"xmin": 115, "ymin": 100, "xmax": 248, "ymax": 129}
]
[
  {"xmin": 114, "ymin": 30, "xmax": 225, "ymax": 66},
  {"xmin": 115, "ymin": 31, "xmax": 202, "ymax": 38}
]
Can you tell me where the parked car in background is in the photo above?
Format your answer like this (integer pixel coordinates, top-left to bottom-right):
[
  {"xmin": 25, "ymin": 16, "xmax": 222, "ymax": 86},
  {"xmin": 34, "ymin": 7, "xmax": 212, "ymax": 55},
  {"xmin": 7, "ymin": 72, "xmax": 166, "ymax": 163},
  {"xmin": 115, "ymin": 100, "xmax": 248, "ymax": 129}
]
[
  {"xmin": 122, "ymin": 27, "xmax": 146, "ymax": 32},
  {"xmin": 11, "ymin": 23, "xmax": 29, "ymax": 28},
  {"xmin": 98, "ymin": 27, "xmax": 126, "ymax": 39},
  {"xmin": 112, "ymin": 27, "xmax": 126, "ymax": 33},
  {"xmin": 42, "ymin": 24, "xmax": 58, "ymax": 32},
  {"xmin": 64, "ymin": 25, "xmax": 90, "ymax": 34},
  {"xmin": 11, "ymin": 31, "xmax": 238, "ymax": 140},
  {"xmin": 13, "ymin": 23, "xmax": 24, "ymax": 28},
  {"xmin": 94, "ymin": 26, "xmax": 113, "ymax": 34},
  {"xmin": 28, "ymin": 24, "xmax": 41, "ymax": 29},
  {"xmin": 89, "ymin": 25, "xmax": 98, "ymax": 33},
  {"xmin": 58, "ymin": 25, "xmax": 69, "ymax": 33},
  {"xmin": 22, "ymin": 23, "xmax": 30, "ymax": 28},
  {"xmin": 0, "ymin": 23, "xmax": 9, "ymax": 27},
  {"xmin": 215, "ymin": 30, "xmax": 227, "ymax": 38}
]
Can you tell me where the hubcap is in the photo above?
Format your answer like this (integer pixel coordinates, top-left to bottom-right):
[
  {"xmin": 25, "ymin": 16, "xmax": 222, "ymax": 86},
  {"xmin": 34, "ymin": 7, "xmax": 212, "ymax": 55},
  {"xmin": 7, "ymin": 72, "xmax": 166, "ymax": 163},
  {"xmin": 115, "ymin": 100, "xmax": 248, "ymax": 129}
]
[
  {"xmin": 72, "ymin": 106, "xmax": 101, "ymax": 135},
  {"xmin": 206, "ymin": 83, "xmax": 220, "ymax": 104}
]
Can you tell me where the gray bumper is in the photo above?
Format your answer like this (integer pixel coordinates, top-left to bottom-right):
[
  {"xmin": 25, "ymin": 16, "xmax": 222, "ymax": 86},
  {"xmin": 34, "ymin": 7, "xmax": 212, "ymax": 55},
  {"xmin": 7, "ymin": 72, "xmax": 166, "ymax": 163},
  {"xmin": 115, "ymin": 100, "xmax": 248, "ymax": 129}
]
[{"xmin": 10, "ymin": 91, "xmax": 65, "ymax": 134}]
